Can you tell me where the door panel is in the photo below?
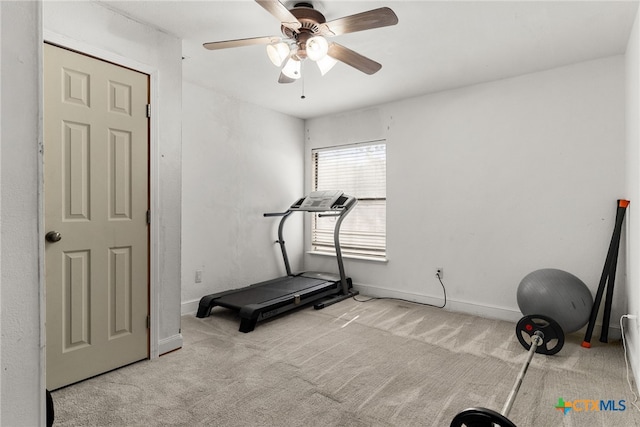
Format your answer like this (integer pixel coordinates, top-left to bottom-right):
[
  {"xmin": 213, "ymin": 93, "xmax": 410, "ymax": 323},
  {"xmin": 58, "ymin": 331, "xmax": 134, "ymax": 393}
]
[{"xmin": 44, "ymin": 43, "xmax": 149, "ymax": 390}]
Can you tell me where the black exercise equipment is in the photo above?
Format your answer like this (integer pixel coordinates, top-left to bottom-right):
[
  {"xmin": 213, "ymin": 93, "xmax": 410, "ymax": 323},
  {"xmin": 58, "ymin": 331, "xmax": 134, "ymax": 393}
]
[
  {"xmin": 582, "ymin": 199, "xmax": 629, "ymax": 347},
  {"xmin": 46, "ymin": 389, "xmax": 54, "ymax": 427},
  {"xmin": 516, "ymin": 314, "xmax": 564, "ymax": 355},
  {"xmin": 450, "ymin": 315, "xmax": 565, "ymax": 427},
  {"xmin": 196, "ymin": 191, "xmax": 358, "ymax": 332}
]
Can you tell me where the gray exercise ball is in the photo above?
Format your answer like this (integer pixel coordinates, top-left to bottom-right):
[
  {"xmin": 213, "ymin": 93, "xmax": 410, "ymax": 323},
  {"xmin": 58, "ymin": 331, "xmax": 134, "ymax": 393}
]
[{"xmin": 517, "ymin": 268, "xmax": 593, "ymax": 334}]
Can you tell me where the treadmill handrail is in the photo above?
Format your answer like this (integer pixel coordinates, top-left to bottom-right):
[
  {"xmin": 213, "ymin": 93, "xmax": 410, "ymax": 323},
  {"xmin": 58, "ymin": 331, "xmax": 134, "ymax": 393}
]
[
  {"xmin": 264, "ymin": 193, "xmax": 358, "ymax": 287},
  {"xmin": 268, "ymin": 210, "xmax": 293, "ymax": 276},
  {"xmin": 263, "ymin": 211, "xmax": 290, "ymax": 217},
  {"xmin": 333, "ymin": 197, "xmax": 358, "ymax": 293},
  {"xmin": 318, "ymin": 212, "xmax": 341, "ymax": 218}
]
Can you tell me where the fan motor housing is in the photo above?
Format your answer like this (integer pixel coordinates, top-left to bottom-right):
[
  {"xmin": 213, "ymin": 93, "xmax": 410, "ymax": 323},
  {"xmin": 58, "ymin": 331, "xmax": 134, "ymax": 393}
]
[
  {"xmin": 282, "ymin": 4, "xmax": 325, "ymax": 38},
  {"xmin": 282, "ymin": 3, "xmax": 326, "ymax": 59}
]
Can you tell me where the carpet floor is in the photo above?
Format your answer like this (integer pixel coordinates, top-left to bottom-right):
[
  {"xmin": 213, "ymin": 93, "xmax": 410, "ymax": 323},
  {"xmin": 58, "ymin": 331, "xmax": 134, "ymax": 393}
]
[{"xmin": 52, "ymin": 297, "xmax": 640, "ymax": 426}]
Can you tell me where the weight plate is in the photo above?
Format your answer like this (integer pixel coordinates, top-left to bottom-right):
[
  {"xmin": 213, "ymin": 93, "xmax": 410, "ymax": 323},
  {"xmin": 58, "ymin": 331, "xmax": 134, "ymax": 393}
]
[
  {"xmin": 516, "ymin": 314, "xmax": 565, "ymax": 355},
  {"xmin": 450, "ymin": 407, "xmax": 517, "ymax": 427}
]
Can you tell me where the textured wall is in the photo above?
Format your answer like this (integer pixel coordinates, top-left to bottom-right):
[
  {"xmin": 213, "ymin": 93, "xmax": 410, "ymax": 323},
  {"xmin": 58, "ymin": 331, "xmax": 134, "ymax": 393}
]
[
  {"xmin": 1, "ymin": 1, "xmax": 43, "ymax": 425},
  {"xmin": 305, "ymin": 56, "xmax": 626, "ymax": 323},
  {"xmin": 181, "ymin": 82, "xmax": 304, "ymax": 313},
  {"xmin": 625, "ymin": 6, "xmax": 640, "ymax": 397}
]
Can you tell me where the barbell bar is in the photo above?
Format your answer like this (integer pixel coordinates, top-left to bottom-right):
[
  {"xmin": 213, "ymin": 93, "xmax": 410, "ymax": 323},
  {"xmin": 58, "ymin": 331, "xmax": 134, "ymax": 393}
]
[{"xmin": 450, "ymin": 315, "xmax": 565, "ymax": 427}]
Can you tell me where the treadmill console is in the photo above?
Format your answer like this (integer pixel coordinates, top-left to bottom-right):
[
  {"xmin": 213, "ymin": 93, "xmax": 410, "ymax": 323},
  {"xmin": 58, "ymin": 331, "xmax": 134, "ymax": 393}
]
[{"xmin": 291, "ymin": 190, "xmax": 347, "ymax": 211}]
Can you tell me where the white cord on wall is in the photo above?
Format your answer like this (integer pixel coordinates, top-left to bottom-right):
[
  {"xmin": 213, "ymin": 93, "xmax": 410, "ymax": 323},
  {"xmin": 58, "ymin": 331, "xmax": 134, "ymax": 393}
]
[{"xmin": 620, "ymin": 314, "xmax": 640, "ymax": 412}]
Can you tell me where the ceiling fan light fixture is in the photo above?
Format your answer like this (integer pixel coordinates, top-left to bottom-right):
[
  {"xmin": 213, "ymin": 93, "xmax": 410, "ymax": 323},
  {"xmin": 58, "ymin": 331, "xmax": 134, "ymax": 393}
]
[
  {"xmin": 281, "ymin": 55, "xmax": 302, "ymax": 79},
  {"xmin": 202, "ymin": 2, "xmax": 399, "ymax": 84},
  {"xmin": 316, "ymin": 54, "xmax": 337, "ymax": 76},
  {"xmin": 266, "ymin": 42, "xmax": 290, "ymax": 67},
  {"xmin": 306, "ymin": 35, "xmax": 329, "ymax": 61}
]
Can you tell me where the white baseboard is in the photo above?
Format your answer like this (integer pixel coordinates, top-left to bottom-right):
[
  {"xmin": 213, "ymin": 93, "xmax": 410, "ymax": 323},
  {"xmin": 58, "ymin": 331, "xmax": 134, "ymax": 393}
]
[
  {"xmin": 353, "ymin": 284, "xmax": 626, "ymax": 339},
  {"xmin": 158, "ymin": 333, "xmax": 183, "ymax": 356},
  {"xmin": 181, "ymin": 298, "xmax": 201, "ymax": 316},
  {"xmin": 353, "ymin": 283, "xmax": 522, "ymax": 322},
  {"xmin": 180, "ymin": 285, "xmax": 523, "ymax": 323},
  {"xmin": 179, "ymin": 283, "xmax": 621, "ymax": 340}
]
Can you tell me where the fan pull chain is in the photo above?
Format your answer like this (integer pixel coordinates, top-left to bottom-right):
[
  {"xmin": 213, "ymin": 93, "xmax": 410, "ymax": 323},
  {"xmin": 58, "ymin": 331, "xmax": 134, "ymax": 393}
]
[{"xmin": 300, "ymin": 66, "xmax": 306, "ymax": 99}]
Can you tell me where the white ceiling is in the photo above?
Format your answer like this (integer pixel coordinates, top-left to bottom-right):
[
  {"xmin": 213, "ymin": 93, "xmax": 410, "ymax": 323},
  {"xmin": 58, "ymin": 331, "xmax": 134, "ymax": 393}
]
[{"xmin": 98, "ymin": 0, "xmax": 639, "ymax": 119}]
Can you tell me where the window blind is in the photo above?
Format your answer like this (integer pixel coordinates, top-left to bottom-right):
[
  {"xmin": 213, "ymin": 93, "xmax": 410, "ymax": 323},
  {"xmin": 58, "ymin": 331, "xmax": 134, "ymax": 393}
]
[{"xmin": 312, "ymin": 141, "xmax": 386, "ymax": 258}]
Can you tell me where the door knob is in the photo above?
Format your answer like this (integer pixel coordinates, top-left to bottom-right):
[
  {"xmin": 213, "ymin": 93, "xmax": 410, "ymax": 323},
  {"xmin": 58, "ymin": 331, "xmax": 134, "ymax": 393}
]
[{"xmin": 45, "ymin": 231, "xmax": 62, "ymax": 243}]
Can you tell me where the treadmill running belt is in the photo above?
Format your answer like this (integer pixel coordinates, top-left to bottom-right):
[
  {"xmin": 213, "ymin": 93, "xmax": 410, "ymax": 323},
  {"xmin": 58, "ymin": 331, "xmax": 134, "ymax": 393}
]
[
  {"xmin": 196, "ymin": 192, "xmax": 358, "ymax": 332},
  {"xmin": 215, "ymin": 276, "xmax": 330, "ymax": 307}
]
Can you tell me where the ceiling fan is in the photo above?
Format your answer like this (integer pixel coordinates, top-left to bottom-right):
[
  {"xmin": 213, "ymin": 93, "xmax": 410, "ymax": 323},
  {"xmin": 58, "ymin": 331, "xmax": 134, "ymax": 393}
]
[{"xmin": 203, "ymin": 0, "xmax": 398, "ymax": 83}]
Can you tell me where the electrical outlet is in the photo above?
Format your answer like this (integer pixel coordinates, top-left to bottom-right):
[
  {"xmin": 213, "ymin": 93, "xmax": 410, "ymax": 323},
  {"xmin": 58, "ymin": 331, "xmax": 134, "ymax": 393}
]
[
  {"xmin": 436, "ymin": 268, "xmax": 443, "ymax": 278},
  {"xmin": 195, "ymin": 270, "xmax": 202, "ymax": 283}
]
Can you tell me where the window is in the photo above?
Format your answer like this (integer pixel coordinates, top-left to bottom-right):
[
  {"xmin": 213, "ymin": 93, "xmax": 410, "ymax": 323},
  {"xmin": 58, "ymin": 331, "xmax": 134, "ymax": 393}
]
[{"xmin": 311, "ymin": 141, "xmax": 386, "ymax": 259}]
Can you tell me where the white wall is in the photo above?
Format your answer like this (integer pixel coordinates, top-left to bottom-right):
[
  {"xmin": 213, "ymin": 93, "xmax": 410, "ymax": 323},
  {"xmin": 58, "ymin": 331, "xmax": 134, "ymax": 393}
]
[
  {"xmin": 181, "ymin": 81, "xmax": 305, "ymax": 313},
  {"xmin": 43, "ymin": 1, "xmax": 183, "ymax": 354},
  {"xmin": 305, "ymin": 56, "xmax": 626, "ymax": 325},
  {"xmin": 0, "ymin": 1, "xmax": 633, "ymax": 424},
  {"xmin": 0, "ymin": 2, "xmax": 43, "ymax": 425},
  {"xmin": 625, "ymin": 6, "xmax": 640, "ymax": 391}
]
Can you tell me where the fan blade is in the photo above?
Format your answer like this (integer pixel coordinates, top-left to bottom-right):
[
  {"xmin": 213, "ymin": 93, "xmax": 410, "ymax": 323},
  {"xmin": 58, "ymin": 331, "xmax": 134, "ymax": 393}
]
[
  {"xmin": 203, "ymin": 36, "xmax": 280, "ymax": 50},
  {"xmin": 327, "ymin": 43, "xmax": 382, "ymax": 75},
  {"xmin": 255, "ymin": 0, "xmax": 302, "ymax": 32},
  {"xmin": 278, "ymin": 72, "xmax": 296, "ymax": 84},
  {"xmin": 320, "ymin": 7, "xmax": 398, "ymax": 37}
]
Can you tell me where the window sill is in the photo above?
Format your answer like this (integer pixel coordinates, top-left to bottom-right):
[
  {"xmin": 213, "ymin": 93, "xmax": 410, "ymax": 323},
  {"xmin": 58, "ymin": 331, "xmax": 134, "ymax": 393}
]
[{"xmin": 306, "ymin": 250, "xmax": 389, "ymax": 263}]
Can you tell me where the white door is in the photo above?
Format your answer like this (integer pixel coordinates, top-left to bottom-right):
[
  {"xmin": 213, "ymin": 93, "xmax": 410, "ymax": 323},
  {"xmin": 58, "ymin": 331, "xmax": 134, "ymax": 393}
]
[{"xmin": 44, "ymin": 43, "xmax": 150, "ymax": 390}]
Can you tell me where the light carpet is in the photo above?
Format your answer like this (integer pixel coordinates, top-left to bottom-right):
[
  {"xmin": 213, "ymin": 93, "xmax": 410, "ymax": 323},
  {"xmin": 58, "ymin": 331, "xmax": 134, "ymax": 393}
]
[{"xmin": 52, "ymin": 297, "xmax": 640, "ymax": 426}]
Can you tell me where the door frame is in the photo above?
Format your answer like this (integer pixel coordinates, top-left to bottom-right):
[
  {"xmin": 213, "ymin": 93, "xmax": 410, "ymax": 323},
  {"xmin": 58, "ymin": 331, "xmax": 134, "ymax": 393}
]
[{"xmin": 43, "ymin": 30, "xmax": 161, "ymax": 359}]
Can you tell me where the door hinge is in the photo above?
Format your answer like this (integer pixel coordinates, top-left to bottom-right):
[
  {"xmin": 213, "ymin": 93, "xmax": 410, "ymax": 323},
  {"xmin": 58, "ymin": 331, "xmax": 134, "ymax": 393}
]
[
  {"xmin": 146, "ymin": 315, "xmax": 150, "ymax": 329},
  {"xmin": 146, "ymin": 104, "xmax": 151, "ymax": 118},
  {"xmin": 146, "ymin": 210, "xmax": 151, "ymax": 224}
]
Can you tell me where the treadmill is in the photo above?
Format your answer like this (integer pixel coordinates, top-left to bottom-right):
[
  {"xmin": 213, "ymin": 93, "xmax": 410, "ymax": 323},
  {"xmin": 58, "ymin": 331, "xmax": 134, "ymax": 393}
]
[{"xmin": 196, "ymin": 190, "xmax": 359, "ymax": 332}]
